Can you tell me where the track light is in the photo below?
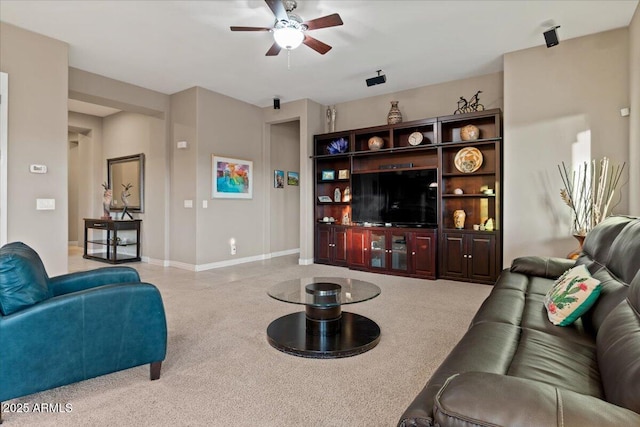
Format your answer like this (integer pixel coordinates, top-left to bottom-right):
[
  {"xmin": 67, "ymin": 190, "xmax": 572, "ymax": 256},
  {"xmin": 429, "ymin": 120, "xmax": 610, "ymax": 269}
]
[{"xmin": 544, "ymin": 25, "xmax": 561, "ymax": 48}]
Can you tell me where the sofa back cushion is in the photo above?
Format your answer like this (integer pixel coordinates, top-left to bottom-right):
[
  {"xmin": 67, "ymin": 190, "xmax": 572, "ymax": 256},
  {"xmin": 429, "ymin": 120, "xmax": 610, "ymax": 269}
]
[
  {"xmin": 577, "ymin": 216, "xmax": 640, "ymax": 332},
  {"xmin": 0, "ymin": 242, "xmax": 51, "ymax": 315},
  {"xmin": 597, "ymin": 270, "xmax": 640, "ymax": 413}
]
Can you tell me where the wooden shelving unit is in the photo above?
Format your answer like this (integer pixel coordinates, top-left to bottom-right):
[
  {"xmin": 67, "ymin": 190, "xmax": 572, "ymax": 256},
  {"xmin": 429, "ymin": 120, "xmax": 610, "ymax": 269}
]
[{"xmin": 312, "ymin": 109, "xmax": 502, "ymax": 284}]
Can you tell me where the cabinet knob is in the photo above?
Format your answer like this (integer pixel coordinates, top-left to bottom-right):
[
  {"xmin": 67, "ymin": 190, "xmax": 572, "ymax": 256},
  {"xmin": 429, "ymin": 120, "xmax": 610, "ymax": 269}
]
[
  {"xmin": 463, "ymin": 254, "xmax": 468, "ymax": 258},
  {"xmin": 364, "ymin": 248, "xmax": 367, "ymax": 251},
  {"xmin": 468, "ymin": 255, "xmax": 473, "ymax": 259},
  {"xmin": 412, "ymin": 252, "xmax": 416, "ymax": 255}
]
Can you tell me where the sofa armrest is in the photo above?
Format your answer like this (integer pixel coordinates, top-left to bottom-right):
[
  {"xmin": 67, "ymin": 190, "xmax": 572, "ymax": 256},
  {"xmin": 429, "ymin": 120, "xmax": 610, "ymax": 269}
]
[
  {"xmin": 0, "ymin": 282, "xmax": 167, "ymax": 402},
  {"xmin": 510, "ymin": 256, "xmax": 575, "ymax": 279},
  {"xmin": 433, "ymin": 372, "xmax": 640, "ymax": 427},
  {"xmin": 48, "ymin": 266, "xmax": 141, "ymax": 296}
]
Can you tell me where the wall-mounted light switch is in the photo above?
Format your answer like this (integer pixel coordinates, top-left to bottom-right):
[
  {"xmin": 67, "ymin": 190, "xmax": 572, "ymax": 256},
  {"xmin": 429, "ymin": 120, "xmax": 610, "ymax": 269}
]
[
  {"xmin": 202, "ymin": 200, "xmax": 208, "ymax": 209},
  {"xmin": 184, "ymin": 200, "xmax": 193, "ymax": 208},
  {"xmin": 36, "ymin": 198, "xmax": 55, "ymax": 210}
]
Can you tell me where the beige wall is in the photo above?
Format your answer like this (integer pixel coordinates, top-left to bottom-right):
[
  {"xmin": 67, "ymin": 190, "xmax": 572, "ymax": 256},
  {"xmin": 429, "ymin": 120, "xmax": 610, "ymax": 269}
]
[
  {"xmin": 68, "ymin": 112, "xmax": 105, "ymax": 245},
  {"xmin": 630, "ymin": 4, "xmax": 640, "ymax": 215},
  {"xmin": 330, "ymin": 72, "xmax": 503, "ymax": 131},
  {"xmin": 270, "ymin": 121, "xmax": 300, "ymax": 253},
  {"xmin": 68, "ymin": 135, "xmax": 79, "ymax": 242},
  {"xmin": 262, "ymin": 99, "xmax": 324, "ymax": 264},
  {"xmin": 102, "ymin": 112, "xmax": 166, "ymax": 259},
  {"xmin": 0, "ymin": 23, "xmax": 69, "ymax": 275},
  {"xmin": 503, "ymin": 28, "xmax": 630, "ymax": 266},
  {"xmin": 169, "ymin": 88, "xmax": 198, "ymax": 265},
  {"xmin": 69, "ymin": 70, "xmax": 171, "ymax": 264},
  {"xmin": 195, "ymin": 87, "xmax": 264, "ymax": 266}
]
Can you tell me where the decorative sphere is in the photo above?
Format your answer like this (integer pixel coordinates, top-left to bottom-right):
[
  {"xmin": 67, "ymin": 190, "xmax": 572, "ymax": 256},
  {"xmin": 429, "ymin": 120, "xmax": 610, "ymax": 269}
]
[
  {"xmin": 368, "ymin": 136, "xmax": 384, "ymax": 150},
  {"xmin": 460, "ymin": 124, "xmax": 480, "ymax": 141}
]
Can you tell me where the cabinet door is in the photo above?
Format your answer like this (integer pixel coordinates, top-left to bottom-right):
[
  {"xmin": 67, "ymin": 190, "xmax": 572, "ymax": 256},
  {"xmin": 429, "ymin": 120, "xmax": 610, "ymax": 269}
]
[
  {"xmin": 441, "ymin": 232, "xmax": 467, "ymax": 279},
  {"xmin": 315, "ymin": 227, "xmax": 331, "ymax": 264},
  {"xmin": 369, "ymin": 230, "xmax": 387, "ymax": 270},
  {"xmin": 412, "ymin": 232, "xmax": 436, "ymax": 279},
  {"xmin": 468, "ymin": 234, "xmax": 496, "ymax": 282},
  {"xmin": 389, "ymin": 231, "xmax": 409, "ymax": 273},
  {"xmin": 333, "ymin": 227, "xmax": 348, "ymax": 266},
  {"xmin": 348, "ymin": 228, "xmax": 368, "ymax": 269}
]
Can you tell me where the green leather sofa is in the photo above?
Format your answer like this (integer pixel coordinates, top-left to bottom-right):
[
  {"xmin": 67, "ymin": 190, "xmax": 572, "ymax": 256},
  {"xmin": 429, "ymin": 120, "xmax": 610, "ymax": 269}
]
[{"xmin": 0, "ymin": 242, "xmax": 167, "ymax": 423}]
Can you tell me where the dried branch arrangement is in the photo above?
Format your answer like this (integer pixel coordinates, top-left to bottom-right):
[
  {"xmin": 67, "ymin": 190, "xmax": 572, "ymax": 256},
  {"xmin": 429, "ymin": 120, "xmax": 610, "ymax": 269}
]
[{"xmin": 558, "ymin": 157, "xmax": 625, "ymax": 236}]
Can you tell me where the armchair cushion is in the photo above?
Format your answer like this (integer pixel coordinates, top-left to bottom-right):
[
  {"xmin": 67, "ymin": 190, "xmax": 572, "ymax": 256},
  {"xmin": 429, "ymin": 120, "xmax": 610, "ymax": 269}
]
[{"xmin": 0, "ymin": 242, "xmax": 51, "ymax": 315}]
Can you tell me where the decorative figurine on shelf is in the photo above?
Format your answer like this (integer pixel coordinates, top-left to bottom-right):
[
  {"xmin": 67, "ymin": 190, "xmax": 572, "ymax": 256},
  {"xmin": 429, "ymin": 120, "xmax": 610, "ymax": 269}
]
[
  {"xmin": 485, "ymin": 218, "xmax": 494, "ymax": 231},
  {"xmin": 453, "ymin": 209, "xmax": 466, "ymax": 229},
  {"xmin": 334, "ymin": 187, "xmax": 341, "ymax": 203},
  {"xmin": 454, "ymin": 90, "xmax": 485, "ymax": 114},
  {"xmin": 387, "ymin": 101, "xmax": 402, "ymax": 124},
  {"xmin": 120, "ymin": 183, "xmax": 134, "ymax": 220},
  {"xmin": 342, "ymin": 186, "xmax": 351, "ymax": 202},
  {"xmin": 342, "ymin": 212, "xmax": 350, "ymax": 225},
  {"xmin": 101, "ymin": 182, "xmax": 112, "ymax": 219},
  {"xmin": 326, "ymin": 105, "xmax": 336, "ymax": 132}
]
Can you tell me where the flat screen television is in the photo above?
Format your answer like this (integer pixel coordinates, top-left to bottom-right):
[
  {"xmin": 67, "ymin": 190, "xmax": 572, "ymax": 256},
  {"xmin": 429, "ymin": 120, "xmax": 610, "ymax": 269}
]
[{"xmin": 351, "ymin": 169, "xmax": 438, "ymax": 227}]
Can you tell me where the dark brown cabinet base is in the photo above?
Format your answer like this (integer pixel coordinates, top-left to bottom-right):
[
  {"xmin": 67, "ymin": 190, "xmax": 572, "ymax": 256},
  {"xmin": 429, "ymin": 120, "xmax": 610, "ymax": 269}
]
[
  {"xmin": 440, "ymin": 231, "xmax": 496, "ymax": 284},
  {"xmin": 315, "ymin": 225, "xmax": 348, "ymax": 266},
  {"xmin": 343, "ymin": 226, "xmax": 436, "ymax": 279}
]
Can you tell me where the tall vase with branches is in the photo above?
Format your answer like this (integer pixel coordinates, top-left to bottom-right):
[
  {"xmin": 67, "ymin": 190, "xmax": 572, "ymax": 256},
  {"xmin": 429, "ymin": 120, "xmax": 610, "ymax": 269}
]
[{"xmin": 558, "ymin": 157, "xmax": 625, "ymax": 236}]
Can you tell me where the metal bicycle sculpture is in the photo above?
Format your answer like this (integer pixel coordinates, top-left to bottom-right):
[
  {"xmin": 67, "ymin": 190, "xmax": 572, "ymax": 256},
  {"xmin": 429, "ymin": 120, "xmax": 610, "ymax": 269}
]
[{"xmin": 454, "ymin": 91, "xmax": 485, "ymax": 114}]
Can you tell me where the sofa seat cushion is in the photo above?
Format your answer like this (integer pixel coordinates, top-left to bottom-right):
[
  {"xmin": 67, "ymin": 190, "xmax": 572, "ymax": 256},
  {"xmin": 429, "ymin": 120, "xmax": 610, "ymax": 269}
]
[
  {"xmin": 521, "ymin": 294, "xmax": 595, "ymax": 347},
  {"xmin": 398, "ymin": 322, "xmax": 520, "ymax": 426},
  {"xmin": 507, "ymin": 328, "xmax": 603, "ymax": 398},
  {"xmin": 0, "ymin": 242, "xmax": 51, "ymax": 315}
]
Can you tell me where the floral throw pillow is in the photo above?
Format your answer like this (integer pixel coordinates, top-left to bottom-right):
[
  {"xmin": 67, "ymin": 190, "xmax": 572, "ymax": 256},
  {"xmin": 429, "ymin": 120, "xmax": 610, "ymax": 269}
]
[{"xmin": 543, "ymin": 264, "xmax": 601, "ymax": 326}]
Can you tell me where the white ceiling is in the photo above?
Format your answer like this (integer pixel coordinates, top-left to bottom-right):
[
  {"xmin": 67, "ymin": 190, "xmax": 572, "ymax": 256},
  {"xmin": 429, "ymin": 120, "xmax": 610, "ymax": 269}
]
[{"xmin": 1, "ymin": 1, "xmax": 637, "ymax": 108}]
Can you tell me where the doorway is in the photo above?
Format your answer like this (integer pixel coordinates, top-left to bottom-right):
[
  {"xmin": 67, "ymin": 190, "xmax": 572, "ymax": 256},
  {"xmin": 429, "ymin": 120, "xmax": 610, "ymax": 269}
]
[{"xmin": 269, "ymin": 120, "xmax": 301, "ymax": 255}]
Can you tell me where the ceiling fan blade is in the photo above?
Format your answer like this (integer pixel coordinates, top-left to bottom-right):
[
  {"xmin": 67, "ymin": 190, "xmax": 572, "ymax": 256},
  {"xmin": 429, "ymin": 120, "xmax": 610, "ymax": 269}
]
[
  {"xmin": 266, "ymin": 42, "xmax": 282, "ymax": 56},
  {"xmin": 303, "ymin": 35, "xmax": 332, "ymax": 55},
  {"xmin": 303, "ymin": 13, "xmax": 343, "ymax": 31},
  {"xmin": 230, "ymin": 26, "xmax": 272, "ymax": 32},
  {"xmin": 265, "ymin": 0, "xmax": 288, "ymax": 22}
]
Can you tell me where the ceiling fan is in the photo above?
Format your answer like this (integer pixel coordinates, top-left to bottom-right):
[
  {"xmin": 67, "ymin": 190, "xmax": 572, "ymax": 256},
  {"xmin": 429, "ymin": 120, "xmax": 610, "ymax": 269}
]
[{"xmin": 230, "ymin": 0, "xmax": 343, "ymax": 56}]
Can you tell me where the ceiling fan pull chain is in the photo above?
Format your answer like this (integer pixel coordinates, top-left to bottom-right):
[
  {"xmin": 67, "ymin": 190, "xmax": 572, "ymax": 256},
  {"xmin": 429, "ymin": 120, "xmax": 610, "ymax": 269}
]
[{"xmin": 287, "ymin": 49, "xmax": 291, "ymax": 70}]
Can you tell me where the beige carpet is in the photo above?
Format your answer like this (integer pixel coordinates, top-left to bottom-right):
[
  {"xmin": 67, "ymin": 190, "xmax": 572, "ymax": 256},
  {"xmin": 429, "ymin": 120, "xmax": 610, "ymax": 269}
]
[{"xmin": 4, "ymin": 251, "xmax": 492, "ymax": 426}]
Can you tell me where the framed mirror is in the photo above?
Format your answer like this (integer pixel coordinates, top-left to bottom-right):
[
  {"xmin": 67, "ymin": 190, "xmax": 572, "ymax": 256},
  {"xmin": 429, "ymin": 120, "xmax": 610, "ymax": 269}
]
[{"xmin": 108, "ymin": 153, "xmax": 145, "ymax": 213}]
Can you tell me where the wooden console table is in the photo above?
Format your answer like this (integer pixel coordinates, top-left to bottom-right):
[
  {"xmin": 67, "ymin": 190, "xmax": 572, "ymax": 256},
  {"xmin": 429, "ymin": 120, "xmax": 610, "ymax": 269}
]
[{"xmin": 83, "ymin": 218, "xmax": 142, "ymax": 264}]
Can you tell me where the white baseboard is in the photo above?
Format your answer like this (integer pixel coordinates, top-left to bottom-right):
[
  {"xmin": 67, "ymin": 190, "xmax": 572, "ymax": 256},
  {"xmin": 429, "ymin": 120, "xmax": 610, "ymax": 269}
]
[
  {"xmin": 298, "ymin": 257, "xmax": 314, "ymax": 265},
  {"xmin": 163, "ymin": 248, "xmax": 301, "ymax": 272}
]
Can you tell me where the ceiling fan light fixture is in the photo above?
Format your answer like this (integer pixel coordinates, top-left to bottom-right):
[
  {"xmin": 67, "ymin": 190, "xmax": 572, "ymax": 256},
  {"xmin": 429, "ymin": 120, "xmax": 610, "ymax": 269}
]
[{"xmin": 274, "ymin": 27, "xmax": 304, "ymax": 50}]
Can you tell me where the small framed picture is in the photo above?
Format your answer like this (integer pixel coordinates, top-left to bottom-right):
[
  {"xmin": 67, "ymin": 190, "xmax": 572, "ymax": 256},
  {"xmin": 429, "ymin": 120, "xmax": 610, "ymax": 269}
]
[
  {"xmin": 318, "ymin": 196, "xmax": 333, "ymax": 203},
  {"xmin": 321, "ymin": 170, "xmax": 335, "ymax": 180},
  {"xmin": 287, "ymin": 171, "xmax": 299, "ymax": 186},
  {"xmin": 274, "ymin": 170, "xmax": 284, "ymax": 188},
  {"xmin": 338, "ymin": 169, "xmax": 349, "ymax": 180}
]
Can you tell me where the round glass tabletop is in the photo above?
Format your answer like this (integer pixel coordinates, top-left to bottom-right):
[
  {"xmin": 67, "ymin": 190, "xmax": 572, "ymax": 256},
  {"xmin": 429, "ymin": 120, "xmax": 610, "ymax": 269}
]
[{"xmin": 267, "ymin": 277, "xmax": 381, "ymax": 307}]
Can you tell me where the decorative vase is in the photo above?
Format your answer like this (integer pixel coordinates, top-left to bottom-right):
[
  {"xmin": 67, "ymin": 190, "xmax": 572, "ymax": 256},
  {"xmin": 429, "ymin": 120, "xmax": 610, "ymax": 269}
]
[
  {"xmin": 102, "ymin": 186, "xmax": 112, "ymax": 219},
  {"xmin": 460, "ymin": 124, "xmax": 480, "ymax": 141},
  {"xmin": 567, "ymin": 234, "xmax": 586, "ymax": 260},
  {"xmin": 387, "ymin": 101, "xmax": 402, "ymax": 125},
  {"xmin": 334, "ymin": 187, "xmax": 341, "ymax": 202},
  {"xmin": 368, "ymin": 136, "xmax": 384, "ymax": 150},
  {"xmin": 453, "ymin": 210, "xmax": 466, "ymax": 229}
]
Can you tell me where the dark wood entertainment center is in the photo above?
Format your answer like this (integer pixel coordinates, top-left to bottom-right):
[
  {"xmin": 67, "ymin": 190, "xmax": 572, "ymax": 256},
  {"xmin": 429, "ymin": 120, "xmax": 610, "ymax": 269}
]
[{"xmin": 313, "ymin": 109, "xmax": 502, "ymax": 284}]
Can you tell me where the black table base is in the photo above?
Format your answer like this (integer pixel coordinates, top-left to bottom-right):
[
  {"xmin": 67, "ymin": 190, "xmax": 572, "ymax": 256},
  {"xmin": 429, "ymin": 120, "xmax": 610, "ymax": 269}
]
[{"xmin": 266, "ymin": 311, "xmax": 381, "ymax": 358}]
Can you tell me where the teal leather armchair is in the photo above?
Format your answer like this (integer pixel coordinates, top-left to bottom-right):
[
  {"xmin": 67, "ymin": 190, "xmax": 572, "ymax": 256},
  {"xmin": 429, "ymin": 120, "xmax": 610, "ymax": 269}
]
[{"xmin": 0, "ymin": 242, "xmax": 167, "ymax": 422}]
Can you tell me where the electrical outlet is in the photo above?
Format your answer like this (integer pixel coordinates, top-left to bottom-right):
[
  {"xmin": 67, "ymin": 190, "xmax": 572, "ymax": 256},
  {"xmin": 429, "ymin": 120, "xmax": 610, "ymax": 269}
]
[{"xmin": 231, "ymin": 245, "xmax": 237, "ymax": 255}]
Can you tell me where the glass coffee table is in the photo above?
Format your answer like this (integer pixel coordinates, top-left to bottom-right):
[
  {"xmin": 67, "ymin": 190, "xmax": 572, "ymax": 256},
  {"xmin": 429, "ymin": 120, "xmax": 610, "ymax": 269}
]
[{"xmin": 267, "ymin": 277, "xmax": 381, "ymax": 358}]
